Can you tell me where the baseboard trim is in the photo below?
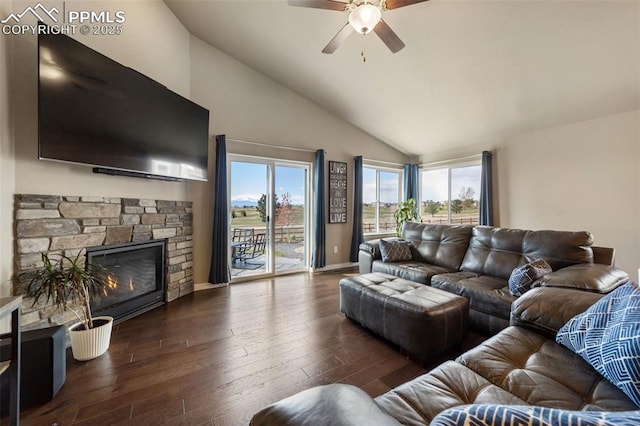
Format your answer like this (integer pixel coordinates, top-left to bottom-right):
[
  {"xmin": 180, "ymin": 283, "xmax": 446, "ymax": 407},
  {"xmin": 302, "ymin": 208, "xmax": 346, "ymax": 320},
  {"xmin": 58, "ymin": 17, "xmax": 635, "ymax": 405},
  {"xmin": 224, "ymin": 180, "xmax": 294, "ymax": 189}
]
[
  {"xmin": 313, "ymin": 262, "xmax": 358, "ymax": 272},
  {"xmin": 194, "ymin": 282, "xmax": 228, "ymax": 291},
  {"xmin": 195, "ymin": 263, "xmax": 357, "ymax": 290}
]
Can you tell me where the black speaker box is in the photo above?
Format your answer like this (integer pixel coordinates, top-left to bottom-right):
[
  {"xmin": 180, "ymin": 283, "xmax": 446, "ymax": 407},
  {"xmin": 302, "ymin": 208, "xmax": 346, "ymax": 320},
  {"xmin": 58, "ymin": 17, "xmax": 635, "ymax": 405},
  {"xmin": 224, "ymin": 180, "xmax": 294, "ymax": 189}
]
[{"xmin": 0, "ymin": 326, "xmax": 66, "ymax": 414}]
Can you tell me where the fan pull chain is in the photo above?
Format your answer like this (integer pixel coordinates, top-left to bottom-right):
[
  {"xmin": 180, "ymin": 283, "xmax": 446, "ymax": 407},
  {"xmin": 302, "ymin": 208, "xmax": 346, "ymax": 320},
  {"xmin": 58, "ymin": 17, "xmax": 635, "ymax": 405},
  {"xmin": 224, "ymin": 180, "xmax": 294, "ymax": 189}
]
[{"xmin": 361, "ymin": 34, "xmax": 366, "ymax": 62}]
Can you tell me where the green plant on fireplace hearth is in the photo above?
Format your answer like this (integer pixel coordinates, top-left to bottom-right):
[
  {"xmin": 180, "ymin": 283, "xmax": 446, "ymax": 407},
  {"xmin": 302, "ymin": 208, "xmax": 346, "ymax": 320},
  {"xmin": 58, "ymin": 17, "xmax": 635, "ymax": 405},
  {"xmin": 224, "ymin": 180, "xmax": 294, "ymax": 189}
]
[
  {"xmin": 25, "ymin": 252, "xmax": 107, "ymax": 330},
  {"xmin": 25, "ymin": 252, "xmax": 116, "ymax": 360},
  {"xmin": 393, "ymin": 198, "xmax": 420, "ymax": 237}
]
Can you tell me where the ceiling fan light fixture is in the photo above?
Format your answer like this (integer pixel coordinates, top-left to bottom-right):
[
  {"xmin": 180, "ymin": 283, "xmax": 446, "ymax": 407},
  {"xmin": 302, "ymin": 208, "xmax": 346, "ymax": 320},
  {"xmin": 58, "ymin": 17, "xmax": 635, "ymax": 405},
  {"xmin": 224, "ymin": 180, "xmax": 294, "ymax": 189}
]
[{"xmin": 348, "ymin": 4, "xmax": 381, "ymax": 35}]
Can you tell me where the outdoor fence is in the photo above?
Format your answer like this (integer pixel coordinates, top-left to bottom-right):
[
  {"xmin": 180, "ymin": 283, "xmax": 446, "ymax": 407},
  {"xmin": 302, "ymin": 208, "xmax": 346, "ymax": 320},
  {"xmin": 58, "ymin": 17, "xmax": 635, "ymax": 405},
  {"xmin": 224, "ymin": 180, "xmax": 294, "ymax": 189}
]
[
  {"xmin": 422, "ymin": 217, "xmax": 478, "ymax": 225},
  {"xmin": 274, "ymin": 225, "xmax": 304, "ymax": 242},
  {"xmin": 363, "ymin": 217, "xmax": 478, "ymax": 233},
  {"xmin": 235, "ymin": 217, "xmax": 479, "ymax": 242},
  {"xmin": 232, "ymin": 226, "xmax": 305, "ymax": 243}
]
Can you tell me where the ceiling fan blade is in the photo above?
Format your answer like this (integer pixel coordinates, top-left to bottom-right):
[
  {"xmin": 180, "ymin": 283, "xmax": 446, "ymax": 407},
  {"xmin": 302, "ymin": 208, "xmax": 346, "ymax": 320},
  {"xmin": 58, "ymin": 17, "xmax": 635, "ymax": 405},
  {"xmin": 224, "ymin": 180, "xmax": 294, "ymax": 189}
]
[
  {"xmin": 373, "ymin": 19, "xmax": 405, "ymax": 53},
  {"xmin": 383, "ymin": 0, "xmax": 428, "ymax": 10},
  {"xmin": 287, "ymin": 0, "xmax": 348, "ymax": 11},
  {"xmin": 322, "ymin": 23, "xmax": 354, "ymax": 54}
]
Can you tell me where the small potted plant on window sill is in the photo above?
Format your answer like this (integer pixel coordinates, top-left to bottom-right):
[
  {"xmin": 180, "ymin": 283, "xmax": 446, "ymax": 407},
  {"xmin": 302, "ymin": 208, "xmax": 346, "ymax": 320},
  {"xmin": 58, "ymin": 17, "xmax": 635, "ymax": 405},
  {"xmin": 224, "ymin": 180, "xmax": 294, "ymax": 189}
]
[{"xmin": 26, "ymin": 252, "xmax": 113, "ymax": 361}]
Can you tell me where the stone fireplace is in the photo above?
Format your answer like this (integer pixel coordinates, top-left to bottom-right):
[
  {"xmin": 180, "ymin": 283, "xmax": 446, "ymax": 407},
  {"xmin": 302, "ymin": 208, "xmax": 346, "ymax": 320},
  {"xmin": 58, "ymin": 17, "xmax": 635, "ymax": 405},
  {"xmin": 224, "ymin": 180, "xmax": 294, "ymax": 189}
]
[{"xmin": 14, "ymin": 194, "xmax": 194, "ymax": 330}]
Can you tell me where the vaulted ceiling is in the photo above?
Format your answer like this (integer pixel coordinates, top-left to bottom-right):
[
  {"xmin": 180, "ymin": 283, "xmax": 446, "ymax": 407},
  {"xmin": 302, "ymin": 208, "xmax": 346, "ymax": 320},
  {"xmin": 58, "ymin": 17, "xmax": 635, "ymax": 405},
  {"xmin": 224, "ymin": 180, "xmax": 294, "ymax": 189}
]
[{"xmin": 164, "ymin": 0, "xmax": 640, "ymax": 156}]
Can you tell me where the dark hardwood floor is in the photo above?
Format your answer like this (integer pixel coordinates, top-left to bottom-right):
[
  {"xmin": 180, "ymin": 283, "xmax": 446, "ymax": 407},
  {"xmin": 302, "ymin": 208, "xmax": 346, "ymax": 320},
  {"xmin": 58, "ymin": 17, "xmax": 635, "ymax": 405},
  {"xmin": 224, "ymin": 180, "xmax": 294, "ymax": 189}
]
[{"xmin": 19, "ymin": 270, "xmax": 485, "ymax": 425}]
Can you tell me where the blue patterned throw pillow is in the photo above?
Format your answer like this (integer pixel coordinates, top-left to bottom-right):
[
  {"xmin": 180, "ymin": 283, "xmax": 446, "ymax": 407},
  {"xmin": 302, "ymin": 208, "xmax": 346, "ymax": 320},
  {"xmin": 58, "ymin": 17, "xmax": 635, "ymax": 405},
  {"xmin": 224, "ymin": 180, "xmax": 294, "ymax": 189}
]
[
  {"xmin": 556, "ymin": 281, "xmax": 640, "ymax": 407},
  {"xmin": 508, "ymin": 258, "xmax": 552, "ymax": 296},
  {"xmin": 431, "ymin": 404, "xmax": 640, "ymax": 426},
  {"xmin": 379, "ymin": 239, "xmax": 412, "ymax": 263}
]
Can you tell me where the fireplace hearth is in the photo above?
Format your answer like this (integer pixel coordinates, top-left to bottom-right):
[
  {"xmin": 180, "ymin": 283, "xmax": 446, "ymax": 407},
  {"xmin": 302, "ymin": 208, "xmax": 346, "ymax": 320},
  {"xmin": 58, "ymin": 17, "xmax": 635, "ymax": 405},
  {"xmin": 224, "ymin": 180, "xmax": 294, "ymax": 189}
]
[{"xmin": 86, "ymin": 240, "xmax": 165, "ymax": 322}]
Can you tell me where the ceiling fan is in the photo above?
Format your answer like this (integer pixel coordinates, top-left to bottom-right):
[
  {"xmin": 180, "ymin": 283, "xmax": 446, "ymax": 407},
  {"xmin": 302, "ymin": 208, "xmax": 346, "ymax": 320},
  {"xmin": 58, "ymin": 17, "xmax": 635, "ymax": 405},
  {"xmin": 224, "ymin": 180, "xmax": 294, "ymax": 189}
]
[{"xmin": 287, "ymin": 0, "xmax": 428, "ymax": 54}]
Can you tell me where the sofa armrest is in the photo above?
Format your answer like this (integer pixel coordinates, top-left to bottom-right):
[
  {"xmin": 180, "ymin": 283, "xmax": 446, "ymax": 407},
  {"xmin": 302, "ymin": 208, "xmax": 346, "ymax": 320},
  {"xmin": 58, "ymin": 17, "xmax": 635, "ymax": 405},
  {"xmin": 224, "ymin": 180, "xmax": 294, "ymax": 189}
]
[
  {"xmin": 250, "ymin": 384, "xmax": 400, "ymax": 426},
  {"xmin": 358, "ymin": 239, "xmax": 385, "ymax": 274},
  {"xmin": 359, "ymin": 239, "xmax": 382, "ymax": 257},
  {"xmin": 592, "ymin": 246, "xmax": 615, "ymax": 266},
  {"xmin": 510, "ymin": 287, "xmax": 603, "ymax": 338},
  {"xmin": 358, "ymin": 250, "xmax": 375, "ymax": 274},
  {"xmin": 533, "ymin": 263, "xmax": 629, "ymax": 293}
]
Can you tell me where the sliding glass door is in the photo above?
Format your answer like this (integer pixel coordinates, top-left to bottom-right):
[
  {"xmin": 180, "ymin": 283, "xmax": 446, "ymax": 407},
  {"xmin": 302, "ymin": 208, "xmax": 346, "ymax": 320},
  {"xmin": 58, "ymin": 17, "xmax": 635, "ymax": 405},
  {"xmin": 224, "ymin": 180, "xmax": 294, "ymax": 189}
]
[
  {"xmin": 229, "ymin": 160, "xmax": 271, "ymax": 278},
  {"xmin": 273, "ymin": 165, "xmax": 308, "ymax": 274},
  {"xmin": 229, "ymin": 155, "xmax": 310, "ymax": 280}
]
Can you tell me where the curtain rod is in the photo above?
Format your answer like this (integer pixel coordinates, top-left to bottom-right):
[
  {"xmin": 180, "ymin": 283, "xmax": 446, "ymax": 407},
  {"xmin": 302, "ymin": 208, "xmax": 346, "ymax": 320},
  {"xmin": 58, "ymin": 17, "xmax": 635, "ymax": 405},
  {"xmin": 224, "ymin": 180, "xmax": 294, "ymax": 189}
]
[
  {"xmin": 362, "ymin": 158, "xmax": 406, "ymax": 167},
  {"xmin": 227, "ymin": 137, "xmax": 317, "ymax": 153}
]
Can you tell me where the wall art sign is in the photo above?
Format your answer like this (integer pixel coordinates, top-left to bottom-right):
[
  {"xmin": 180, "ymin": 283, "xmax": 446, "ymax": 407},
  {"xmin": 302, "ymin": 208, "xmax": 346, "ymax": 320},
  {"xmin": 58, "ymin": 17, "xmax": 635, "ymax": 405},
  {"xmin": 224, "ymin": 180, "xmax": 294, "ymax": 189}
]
[{"xmin": 328, "ymin": 161, "xmax": 347, "ymax": 223}]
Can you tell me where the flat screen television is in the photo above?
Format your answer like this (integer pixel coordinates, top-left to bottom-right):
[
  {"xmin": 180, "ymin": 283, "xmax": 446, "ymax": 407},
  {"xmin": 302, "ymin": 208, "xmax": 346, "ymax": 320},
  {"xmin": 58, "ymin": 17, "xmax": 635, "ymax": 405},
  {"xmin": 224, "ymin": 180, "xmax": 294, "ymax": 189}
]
[{"xmin": 38, "ymin": 31, "xmax": 209, "ymax": 181}]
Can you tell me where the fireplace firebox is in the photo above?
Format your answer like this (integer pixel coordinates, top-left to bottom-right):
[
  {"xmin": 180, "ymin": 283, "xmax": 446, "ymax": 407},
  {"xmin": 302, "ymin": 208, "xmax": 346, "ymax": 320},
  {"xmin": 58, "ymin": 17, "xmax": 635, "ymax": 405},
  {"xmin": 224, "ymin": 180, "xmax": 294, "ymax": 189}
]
[{"xmin": 86, "ymin": 240, "xmax": 165, "ymax": 322}]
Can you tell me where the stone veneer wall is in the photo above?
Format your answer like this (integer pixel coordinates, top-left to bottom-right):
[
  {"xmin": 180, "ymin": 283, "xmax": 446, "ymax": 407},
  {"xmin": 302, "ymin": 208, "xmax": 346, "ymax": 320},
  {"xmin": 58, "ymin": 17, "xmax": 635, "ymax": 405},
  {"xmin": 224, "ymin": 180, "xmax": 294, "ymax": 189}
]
[{"xmin": 14, "ymin": 194, "xmax": 194, "ymax": 330}]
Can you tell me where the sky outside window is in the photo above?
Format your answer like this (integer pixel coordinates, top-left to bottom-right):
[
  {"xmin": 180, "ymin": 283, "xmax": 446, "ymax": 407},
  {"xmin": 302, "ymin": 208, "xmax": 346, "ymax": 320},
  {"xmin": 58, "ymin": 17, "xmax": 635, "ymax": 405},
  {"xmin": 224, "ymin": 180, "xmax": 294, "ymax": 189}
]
[
  {"xmin": 422, "ymin": 166, "xmax": 481, "ymax": 202},
  {"xmin": 363, "ymin": 168, "xmax": 400, "ymax": 204},
  {"xmin": 230, "ymin": 161, "xmax": 306, "ymax": 207},
  {"xmin": 379, "ymin": 171, "xmax": 400, "ymax": 203}
]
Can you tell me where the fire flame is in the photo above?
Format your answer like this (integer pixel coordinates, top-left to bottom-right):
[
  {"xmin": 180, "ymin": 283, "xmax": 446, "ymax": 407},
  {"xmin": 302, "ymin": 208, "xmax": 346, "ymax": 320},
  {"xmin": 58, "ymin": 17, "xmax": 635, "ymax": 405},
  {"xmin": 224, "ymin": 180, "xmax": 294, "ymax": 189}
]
[
  {"xmin": 102, "ymin": 275, "xmax": 134, "ymax": 296},
  {"xmin": 103, "ymin": 275, "xmax": 118, "ymax": 296},
  {"xmin": 106, "ymin": 275, "xmax": 118, "ymax": 289}
]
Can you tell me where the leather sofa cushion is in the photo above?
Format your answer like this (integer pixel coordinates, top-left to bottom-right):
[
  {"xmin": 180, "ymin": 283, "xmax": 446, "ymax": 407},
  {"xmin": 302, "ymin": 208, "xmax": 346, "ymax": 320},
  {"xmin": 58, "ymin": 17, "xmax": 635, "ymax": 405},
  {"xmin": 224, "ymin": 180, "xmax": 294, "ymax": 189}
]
[
  {"xmin": 402, "ymin": 222, "xmax": 473, "ymax": 270},
  {"xmin": 456, "ymin": 327, "xmax": 638, "ymax": 411},
  {"xmin": 460, "ymin": 227, "xmax": 594, "ymax": 279},
  {"xmin": 372, "ymin": 260, "xmax": 454, "ymax": 285},
  {"xmin": 375, "ymin": 361, "xmax": 528, "ymax": 425},
  {"xmin": 251, "ymin": 384, "xmax": 401, "ymax": 426},
  {"xmin": 431, "ymin": 272, "xmax": 515, "ymax": 320},
  {"xmin": 511, "ymin": 287, "xmax": 604, "ymax": 338}
]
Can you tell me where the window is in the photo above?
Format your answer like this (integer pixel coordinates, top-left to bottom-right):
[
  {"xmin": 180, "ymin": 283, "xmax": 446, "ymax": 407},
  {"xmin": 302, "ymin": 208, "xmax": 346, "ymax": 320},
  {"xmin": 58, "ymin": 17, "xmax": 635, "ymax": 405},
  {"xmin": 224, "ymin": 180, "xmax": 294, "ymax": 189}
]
[
  {"xmin": 363, "ymin": 167, "xmax": 402, "ymax": 234},
  {"xmin": 420, "ymin": 162, "xmax": 481, "ymax": 225}
]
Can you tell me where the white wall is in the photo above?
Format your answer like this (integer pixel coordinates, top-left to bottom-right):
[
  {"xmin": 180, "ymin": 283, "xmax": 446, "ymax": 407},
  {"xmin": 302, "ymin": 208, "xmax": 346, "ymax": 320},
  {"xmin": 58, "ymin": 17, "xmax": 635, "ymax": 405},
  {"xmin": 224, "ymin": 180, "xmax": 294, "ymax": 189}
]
[
  {"xmin": 497, "ymin": 110, "xmax": 640, "ymax": 276},
  {"xmin": 420, "ymin": 110, "xmax": 640, "ymax": 277},
  {"xmin": 187, "ymin": 35, "xmax": 408, "ymax": 284},
  {"xmin": 2, "ymin": 0, "xmax": 408, "ymax": 292},
  {"xmin": 11, "ymin": 0, "xmax": 192, "ymax": 200},
  {"xmin": 2, "ymin": 1, "xmax": 192, "ymax": 298}
]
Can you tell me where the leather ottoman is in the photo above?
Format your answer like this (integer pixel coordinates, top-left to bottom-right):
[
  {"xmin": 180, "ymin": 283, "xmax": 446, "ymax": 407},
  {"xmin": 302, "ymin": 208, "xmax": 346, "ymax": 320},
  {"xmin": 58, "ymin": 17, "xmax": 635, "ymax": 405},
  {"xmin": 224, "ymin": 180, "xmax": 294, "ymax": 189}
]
[{"xmin": 339, "ymin": 272, "xmax": 469, "ymax": 362}]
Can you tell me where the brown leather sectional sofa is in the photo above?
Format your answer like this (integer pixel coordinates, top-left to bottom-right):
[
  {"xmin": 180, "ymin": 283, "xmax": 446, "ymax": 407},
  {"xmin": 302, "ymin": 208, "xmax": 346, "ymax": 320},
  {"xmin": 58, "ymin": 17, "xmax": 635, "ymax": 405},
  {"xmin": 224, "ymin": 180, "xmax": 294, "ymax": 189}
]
[
  {"xmin": 251, "ymin": 284, "xmax": 640, "ymax": 425},
  {"xmin": 358, "ymin": 222, "xmax": 627, "ymax": 334},
  {"xmin": 250, "ymin": 223, "xmax": 638, "ymax": 424}
]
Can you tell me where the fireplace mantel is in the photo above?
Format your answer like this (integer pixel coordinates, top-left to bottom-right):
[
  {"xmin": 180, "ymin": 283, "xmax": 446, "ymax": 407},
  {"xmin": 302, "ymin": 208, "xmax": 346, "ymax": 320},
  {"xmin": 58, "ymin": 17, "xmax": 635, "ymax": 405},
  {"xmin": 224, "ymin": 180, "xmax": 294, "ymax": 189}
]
[{"xmin": 14, "ymin": 194, "xmax": 194, "ymax": 331}]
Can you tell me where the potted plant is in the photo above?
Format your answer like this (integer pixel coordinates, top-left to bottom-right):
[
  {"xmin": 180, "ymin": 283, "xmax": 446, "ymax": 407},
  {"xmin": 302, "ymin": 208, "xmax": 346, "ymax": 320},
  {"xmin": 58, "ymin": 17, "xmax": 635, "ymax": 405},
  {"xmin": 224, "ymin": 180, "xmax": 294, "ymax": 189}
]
[
  {"xmin": 393, "ymin": 198, "xmax": 420, "ymax": 237},
  {"xmin": 26, "ymin": 252, "xmax": 113, "ymax": 361}
]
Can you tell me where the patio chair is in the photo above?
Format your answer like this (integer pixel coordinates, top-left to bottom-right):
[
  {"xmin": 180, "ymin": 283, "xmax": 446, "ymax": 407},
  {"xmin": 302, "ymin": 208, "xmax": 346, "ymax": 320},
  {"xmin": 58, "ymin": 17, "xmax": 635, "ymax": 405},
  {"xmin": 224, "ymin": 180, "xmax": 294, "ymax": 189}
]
[
  {"xmin": 231, "ymin": 228, "xmax": 254, "ymax": 262},
  {"xmin": 250, "ymin": 233, "xmax": 266, "ymax": 259}
]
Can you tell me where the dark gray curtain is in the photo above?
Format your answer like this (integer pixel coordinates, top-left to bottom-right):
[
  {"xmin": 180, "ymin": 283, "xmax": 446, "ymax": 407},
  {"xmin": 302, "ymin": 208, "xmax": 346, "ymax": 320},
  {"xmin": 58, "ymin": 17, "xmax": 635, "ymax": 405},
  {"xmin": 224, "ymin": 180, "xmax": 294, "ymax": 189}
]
[
  {"xmin": 312, "ymin": 149, "xmax": 326, "ymax": 269},
  {"xmin": 479, "ymin": 150, "xmax": 494, "ymax": 226},
  {"xmin": 208, "ymin": 135, "xmax": 230, "ymax": 284},
  {"xmin": 403, "ymin": 163, "xmax": 419, "ymax": 201},
  {"xmin": 350, "ymin": 156, "xmax": 364, "ymax": 262}
]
